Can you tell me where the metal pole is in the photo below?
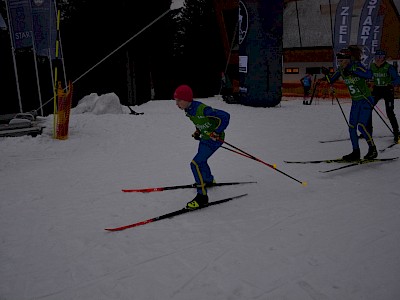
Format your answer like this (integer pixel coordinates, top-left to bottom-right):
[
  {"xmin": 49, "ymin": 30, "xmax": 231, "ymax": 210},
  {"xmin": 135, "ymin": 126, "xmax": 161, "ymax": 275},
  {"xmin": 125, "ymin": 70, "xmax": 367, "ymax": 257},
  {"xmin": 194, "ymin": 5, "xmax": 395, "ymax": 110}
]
[{"xmin": 31, "ymin": 38, "xmax": 44, "ymax": 116}]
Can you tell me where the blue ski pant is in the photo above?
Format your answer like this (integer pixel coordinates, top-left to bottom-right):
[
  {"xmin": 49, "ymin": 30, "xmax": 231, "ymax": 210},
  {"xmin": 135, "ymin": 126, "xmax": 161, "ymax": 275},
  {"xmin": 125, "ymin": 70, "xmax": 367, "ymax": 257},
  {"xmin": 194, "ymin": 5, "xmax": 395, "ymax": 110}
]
[
  {"xmin": 348, "ymin": 97, "xmax": 375, "ymax": 150},
  {"xmin": 191, "ymin": 139, "xmax": 223, "ymax": 195}
]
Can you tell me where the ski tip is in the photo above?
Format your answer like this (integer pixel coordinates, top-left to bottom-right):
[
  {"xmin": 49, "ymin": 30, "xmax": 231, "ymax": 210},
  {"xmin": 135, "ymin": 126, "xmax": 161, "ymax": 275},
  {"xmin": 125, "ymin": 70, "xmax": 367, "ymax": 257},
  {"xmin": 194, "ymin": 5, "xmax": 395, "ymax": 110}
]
[
  {"xmin": 236, "ymin": 193, "xmax": 248, "ymax": 198},
  {"xmin": 122, "ymin": 188, "xmax": 164, "ymax": 193},
  {"xmin": 301, "ymin": 181, "xmax": 308, "ymax": 187}
]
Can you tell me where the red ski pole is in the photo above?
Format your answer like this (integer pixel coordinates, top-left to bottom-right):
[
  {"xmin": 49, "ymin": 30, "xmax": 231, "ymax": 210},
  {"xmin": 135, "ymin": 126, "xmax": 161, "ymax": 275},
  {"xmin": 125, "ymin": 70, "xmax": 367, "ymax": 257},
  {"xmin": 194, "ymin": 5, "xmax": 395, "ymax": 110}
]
[{"xmin": 219, "ymin": 139, "xmax": 307, "ymax": 186}]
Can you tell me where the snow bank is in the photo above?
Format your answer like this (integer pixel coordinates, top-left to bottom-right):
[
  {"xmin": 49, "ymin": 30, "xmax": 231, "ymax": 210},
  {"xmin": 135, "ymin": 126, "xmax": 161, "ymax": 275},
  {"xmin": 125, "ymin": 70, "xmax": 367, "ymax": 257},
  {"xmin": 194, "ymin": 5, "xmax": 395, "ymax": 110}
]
[{"xmin": 71, "ymin": 92, "xmax": 126, "ymax": 115}]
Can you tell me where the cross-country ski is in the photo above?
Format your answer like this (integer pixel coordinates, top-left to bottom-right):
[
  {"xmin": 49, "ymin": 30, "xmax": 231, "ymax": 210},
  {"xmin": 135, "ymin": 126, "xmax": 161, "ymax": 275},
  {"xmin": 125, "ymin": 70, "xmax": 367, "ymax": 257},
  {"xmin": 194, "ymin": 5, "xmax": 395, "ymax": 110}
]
[
  {"xmin": 319, "ymin": 134, "xmax": 392, "ymax": 143},
  {"xmin": 105, "ymin": 194, "xmax": 248, "ymax": 231},
  {"xmin": 285, "ymin": 158, "xmax": 348, "ymax": 164},
  {"xmin": 320, "ymin": 157, "xmax": 399, "ymax": 173},
  {"xmin": 379, "ymin": 141, "xmax": 399, "ymax": 153},
  {"xmin": 285, "ymin": 157, "xmax": 398, "ymax": 164},
  {"xmin": 122, "ymin": 181, "xmax": 256, "ymax": 193}
]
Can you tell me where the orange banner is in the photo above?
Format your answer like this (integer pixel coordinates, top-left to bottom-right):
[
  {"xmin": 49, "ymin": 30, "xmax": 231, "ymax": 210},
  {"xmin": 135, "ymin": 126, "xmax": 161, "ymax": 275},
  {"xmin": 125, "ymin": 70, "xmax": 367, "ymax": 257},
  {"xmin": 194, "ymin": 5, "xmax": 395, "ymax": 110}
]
[{"xmin": 56, "ymin": 81, "xmax": 73, "ymax": 140}]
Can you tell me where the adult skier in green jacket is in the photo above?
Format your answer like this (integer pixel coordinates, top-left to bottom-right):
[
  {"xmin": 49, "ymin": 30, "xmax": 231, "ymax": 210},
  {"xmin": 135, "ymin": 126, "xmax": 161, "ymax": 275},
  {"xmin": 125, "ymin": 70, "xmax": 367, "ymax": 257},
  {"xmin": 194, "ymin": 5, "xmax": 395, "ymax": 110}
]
[
  {"xmin": 174, "ymin": 85, "xmax": 230, "ymax": 209},
  {"xmin": 322, "ymin": 46, "xmax": 377, "ymax": 161},
  {"xmin": 367, "ymin": 49, "xmax": 400, "ymax": 142}
]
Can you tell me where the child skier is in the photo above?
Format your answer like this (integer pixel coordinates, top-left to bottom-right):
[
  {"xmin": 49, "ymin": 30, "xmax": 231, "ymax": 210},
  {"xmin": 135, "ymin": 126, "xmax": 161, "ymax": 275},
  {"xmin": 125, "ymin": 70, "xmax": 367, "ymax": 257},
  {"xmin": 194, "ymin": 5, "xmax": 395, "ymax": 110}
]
[
  {"xmin": 322, "ymin": 46, "xmax": 377, "ymax": 161},
  {"xmin": 173, "ymin": 85, "xmax": 230, "ymax": 209}
]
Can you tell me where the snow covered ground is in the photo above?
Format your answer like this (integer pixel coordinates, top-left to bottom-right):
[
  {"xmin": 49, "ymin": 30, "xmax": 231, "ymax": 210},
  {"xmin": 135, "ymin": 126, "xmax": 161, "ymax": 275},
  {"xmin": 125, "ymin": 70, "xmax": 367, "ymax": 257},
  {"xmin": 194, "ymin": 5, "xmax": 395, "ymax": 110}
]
[{"xmin": 1, "ymin": 93, "xmax": 400, "ymax": 300}]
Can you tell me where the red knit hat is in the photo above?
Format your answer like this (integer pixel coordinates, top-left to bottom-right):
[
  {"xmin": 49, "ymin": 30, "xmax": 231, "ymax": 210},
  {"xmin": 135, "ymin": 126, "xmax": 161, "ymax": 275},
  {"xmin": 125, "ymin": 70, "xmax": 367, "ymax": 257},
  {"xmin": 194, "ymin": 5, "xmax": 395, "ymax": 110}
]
[{"xmin": 174, "ymin": 85, "xmax": 193, "ymax": 102}]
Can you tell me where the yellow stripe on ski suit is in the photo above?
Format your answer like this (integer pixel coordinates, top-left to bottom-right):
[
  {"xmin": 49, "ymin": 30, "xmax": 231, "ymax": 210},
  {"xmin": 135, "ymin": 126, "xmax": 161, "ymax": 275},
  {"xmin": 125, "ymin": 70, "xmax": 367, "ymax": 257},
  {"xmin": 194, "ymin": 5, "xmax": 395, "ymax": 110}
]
[
  {"xmin": 357, "ymin": 123, "xmax": 375, "ymax": 146},
  {"xmin": 191, "ymin": 160, "xmax": 206, "ymax": 195}
]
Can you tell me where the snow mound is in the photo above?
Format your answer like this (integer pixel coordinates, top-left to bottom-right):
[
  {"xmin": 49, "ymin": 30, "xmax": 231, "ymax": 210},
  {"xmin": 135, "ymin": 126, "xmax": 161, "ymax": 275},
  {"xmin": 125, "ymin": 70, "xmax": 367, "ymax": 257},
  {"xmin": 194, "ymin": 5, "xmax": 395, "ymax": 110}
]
[
  {"xmin": 72, "ymin": 93, "xmax": 124, "ymax": 115},
  {"xmin": 170, "ymin": 0, "xmax": 184, "ymax": 10}
]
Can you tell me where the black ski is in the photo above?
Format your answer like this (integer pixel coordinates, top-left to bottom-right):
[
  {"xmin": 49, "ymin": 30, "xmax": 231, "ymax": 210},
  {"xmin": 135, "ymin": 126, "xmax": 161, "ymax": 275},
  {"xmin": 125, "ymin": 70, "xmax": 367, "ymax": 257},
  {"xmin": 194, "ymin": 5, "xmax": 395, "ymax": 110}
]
[
  {"xmin": 284, "ymin": 158, "xmax": 348, "ymax": 164},
  {"xmin": 319, "ymin": 134, "xmax": 391, "ymax": 143},
  {"xmin": 122, "ymin": 181, "xmax": 256, "ymax": 193},
  {"xmin": 319, "ymin": 137, "xmax": 352, "ymax": 143},
  {"xmin": 379, "ymin": 142, "xmax": 399, "ymax": 153},
  {"xmin": 105, "ymin": 194, "xmax": 248, "ymax": 231},
  {"xmin": 320, "ymin": 157, "xmax": 399, "ymax": 173}
]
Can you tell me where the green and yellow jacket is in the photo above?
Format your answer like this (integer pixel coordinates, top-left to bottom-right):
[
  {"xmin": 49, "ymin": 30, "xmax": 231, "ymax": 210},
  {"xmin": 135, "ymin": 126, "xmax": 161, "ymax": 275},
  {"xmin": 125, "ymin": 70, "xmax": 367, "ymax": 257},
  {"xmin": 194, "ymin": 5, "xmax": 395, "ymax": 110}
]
[{"xmin": 185, "ymin": 101, "xmax": 230, "ymax": 140}]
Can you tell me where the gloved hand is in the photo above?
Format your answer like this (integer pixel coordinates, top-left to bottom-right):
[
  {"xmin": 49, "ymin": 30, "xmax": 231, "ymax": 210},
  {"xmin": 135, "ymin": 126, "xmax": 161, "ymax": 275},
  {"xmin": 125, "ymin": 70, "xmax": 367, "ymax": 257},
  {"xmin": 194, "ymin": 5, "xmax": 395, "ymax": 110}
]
[
  {"xmin": 209, "ymin": 132, "xmax": 220, "ymax": 141},
  {"xmin": 321, "ymin": 67, "xmax": 330, "ymax": 75},
  {"xmin": 192, "ymin": 130, "xmax": 201, "ymax": 140}
]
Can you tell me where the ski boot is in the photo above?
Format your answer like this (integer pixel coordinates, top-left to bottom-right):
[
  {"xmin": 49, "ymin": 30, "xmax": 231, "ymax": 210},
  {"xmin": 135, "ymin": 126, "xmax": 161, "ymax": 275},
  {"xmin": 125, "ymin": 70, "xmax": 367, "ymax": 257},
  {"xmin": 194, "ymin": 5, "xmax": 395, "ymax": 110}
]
[
  {"xmin": 364, "ymin": 145, "xmax": 378, "ymax": 159},
  {"xmin": 186, "ymin": 194, "xmax": 209, "ymax": 210},
  {"xmin": 342, "ymin": 149, "xmax": 360, "ymax": 162}
]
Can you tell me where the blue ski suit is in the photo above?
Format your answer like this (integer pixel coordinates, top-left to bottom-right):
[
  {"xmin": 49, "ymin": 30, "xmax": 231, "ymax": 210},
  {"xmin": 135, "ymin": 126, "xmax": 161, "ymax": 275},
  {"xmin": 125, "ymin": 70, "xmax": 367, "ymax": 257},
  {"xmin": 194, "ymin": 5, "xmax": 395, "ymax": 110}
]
[
  {"xmin": 326, "ymin": 62, "xmax": 375, "ymax": 150},
  {"xmin": 184, "ymin": 101, "xmax": 230, "ymax": 195}
]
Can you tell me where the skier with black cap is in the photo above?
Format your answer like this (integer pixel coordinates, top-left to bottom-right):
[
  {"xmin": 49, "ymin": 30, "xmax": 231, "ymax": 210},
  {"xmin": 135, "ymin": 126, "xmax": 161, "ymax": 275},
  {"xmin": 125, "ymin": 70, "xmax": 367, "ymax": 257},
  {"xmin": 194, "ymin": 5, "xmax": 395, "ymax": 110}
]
[
  {"xmin": 322, "ymin": 46, "xmax": 377, "ymax": 161},
  {"xmin": 367, "ymin": 49, "xmax": 400, "ymax": 143}
]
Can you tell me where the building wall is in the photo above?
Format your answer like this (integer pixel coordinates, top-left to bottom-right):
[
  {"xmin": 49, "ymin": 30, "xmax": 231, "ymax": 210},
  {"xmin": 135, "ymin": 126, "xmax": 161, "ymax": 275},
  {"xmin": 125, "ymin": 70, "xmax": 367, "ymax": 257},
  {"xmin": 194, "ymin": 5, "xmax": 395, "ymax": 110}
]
[
  {"xmin": 381, "ymin": 0, "xmax": 400, "ymax": 59},
  {"xmin": 282, "ymin": 0, "xmax": 400, "ymax": 98},
  {"xmin": 283, "ymin": 0, "xmax": 399, "ymax": 51}
]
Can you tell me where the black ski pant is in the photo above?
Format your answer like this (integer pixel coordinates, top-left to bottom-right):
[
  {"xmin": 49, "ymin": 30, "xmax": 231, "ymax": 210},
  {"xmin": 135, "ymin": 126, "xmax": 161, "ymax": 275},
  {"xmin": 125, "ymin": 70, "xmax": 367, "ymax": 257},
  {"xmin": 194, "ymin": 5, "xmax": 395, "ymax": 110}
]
[{"xmin": 367, "ymin": 86, "xmax": 399, "ymax": 135}]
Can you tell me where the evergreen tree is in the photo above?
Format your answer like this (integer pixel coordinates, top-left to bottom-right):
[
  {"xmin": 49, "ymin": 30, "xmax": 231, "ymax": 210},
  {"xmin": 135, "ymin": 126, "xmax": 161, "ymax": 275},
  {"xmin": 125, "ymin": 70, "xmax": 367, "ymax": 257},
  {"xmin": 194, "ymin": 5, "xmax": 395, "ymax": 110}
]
[
  {"xmin": 173, "ymin": 0, "xmax": 224, "ymax": 97},
  {"xmin": 59, "ymin": 0, "xmax": 173, "ymax": 104}
]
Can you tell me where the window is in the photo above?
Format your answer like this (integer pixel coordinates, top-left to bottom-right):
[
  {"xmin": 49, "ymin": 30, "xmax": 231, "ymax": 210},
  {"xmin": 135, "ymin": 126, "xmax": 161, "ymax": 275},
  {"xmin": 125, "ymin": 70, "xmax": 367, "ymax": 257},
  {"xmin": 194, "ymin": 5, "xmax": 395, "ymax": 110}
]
[{"xmin": 285, "ymin": 68, "xmax": 299, "ymax": 74}]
